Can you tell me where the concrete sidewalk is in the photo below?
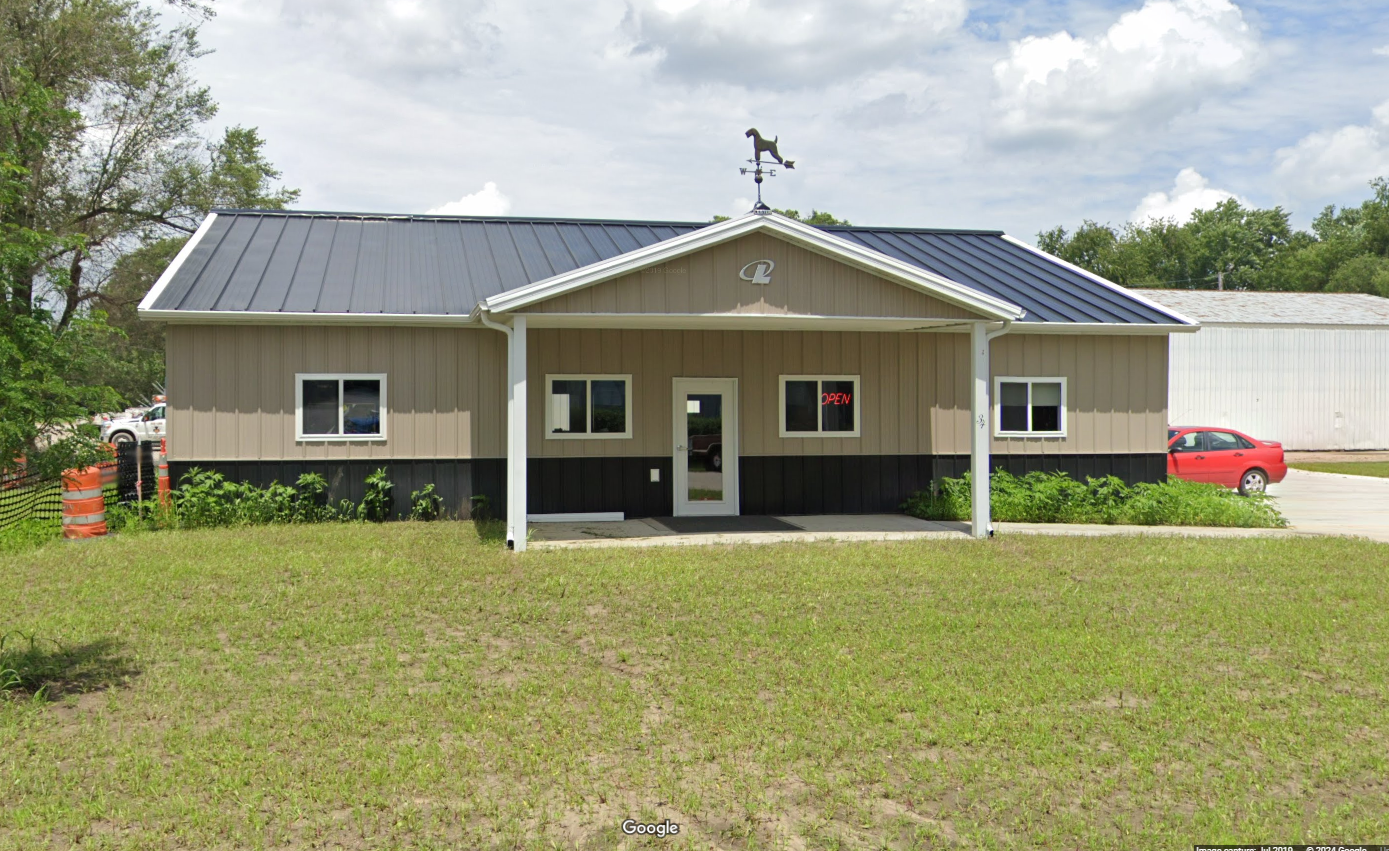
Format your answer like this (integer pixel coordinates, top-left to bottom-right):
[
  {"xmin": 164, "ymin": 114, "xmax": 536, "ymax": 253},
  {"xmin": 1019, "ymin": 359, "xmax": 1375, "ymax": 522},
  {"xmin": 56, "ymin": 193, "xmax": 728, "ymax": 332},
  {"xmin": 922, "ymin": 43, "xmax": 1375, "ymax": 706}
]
[{"xmin": 528, "ymin": 513, "xmax": 1299, "ymax": 550}]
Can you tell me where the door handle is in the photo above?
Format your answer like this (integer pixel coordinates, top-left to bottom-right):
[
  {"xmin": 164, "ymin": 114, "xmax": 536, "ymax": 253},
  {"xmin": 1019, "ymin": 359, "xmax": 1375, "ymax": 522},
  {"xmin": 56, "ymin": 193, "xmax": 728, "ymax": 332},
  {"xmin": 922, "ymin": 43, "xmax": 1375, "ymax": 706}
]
[
  {"xmin": 1195, "ymin": 455, "xmax": 1204, "ymax": 459},
  {"xmin": 1234, "ymin": 452, "xmax": 1243, "ymax": 457}
]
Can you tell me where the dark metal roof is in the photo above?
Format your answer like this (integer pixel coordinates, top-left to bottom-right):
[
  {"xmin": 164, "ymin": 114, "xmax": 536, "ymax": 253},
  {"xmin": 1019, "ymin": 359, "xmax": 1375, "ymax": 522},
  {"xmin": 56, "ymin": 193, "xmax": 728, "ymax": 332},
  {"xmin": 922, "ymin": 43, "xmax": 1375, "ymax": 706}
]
[{"xmin": 148, "ymin": 210, "xmax": 1188, "ymax": 325}]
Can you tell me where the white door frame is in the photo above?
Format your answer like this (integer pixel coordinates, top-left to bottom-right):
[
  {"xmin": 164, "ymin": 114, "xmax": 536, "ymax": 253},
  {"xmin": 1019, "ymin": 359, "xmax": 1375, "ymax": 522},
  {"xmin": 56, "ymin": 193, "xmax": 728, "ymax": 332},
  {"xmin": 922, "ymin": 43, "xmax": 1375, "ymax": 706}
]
[{"xmin": 672, "ymin": 377, "xmax": 739, "ymax": 517}]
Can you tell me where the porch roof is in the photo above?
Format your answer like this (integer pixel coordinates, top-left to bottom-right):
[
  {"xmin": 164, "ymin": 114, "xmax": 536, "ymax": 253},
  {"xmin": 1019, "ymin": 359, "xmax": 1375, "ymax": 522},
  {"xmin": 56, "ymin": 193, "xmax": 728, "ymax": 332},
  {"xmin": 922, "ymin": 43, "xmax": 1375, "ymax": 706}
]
[{"xmin": 140, "ymin": 209, "xmax": 1193, "ymax": 327}]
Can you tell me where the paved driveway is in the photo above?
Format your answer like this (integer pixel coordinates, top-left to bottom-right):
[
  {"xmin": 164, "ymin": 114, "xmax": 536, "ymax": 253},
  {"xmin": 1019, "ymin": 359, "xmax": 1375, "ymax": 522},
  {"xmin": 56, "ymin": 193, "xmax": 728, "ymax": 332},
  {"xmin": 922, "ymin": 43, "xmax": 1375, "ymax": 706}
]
[{"xmin": 1267, "ymin": 468, "xmax": 1389, "ymax": 543}]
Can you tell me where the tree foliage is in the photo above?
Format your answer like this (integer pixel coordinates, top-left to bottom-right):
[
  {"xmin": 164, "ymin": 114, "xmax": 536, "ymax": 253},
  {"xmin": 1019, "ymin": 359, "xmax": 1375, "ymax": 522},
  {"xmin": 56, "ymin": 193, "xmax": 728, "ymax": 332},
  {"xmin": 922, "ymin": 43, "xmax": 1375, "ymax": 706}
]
[
  {"xmin": 1038, "ymin": 179, "xmax": 1389, "ymax": 295},
  {"xmin": 1, "ymin": 0, "xmax": 297, "ymax": 474},
  {"xmin": 711, "ymin": 208, "xmax": 851, "ymax": 225}
]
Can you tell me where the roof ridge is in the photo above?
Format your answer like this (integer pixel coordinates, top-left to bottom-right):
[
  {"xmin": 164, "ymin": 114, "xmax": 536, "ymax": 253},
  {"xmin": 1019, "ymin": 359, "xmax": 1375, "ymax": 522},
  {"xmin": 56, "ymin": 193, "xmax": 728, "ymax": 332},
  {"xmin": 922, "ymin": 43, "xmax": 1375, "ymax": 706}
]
[{"xmin": 209, "ymin": 208, "xmax": 1006, "ymax": 235}]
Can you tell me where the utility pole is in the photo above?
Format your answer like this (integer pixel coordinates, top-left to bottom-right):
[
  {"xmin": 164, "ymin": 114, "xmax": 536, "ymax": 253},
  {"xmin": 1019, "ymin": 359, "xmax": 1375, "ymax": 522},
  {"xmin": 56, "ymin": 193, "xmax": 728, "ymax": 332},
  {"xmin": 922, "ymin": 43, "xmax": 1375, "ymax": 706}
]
[{"xmin": 1217, "ymin": 269, "xmax": 1224, "ymax": 291}]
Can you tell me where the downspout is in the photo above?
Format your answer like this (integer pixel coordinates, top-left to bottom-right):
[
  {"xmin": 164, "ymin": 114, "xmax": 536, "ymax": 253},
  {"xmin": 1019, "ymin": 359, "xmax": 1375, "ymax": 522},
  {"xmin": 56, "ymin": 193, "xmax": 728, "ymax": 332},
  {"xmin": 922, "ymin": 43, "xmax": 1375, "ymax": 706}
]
[
  {"xmin": 477, "ymin": 309, "xmax": 519, "ymax": 549},
  {"xmin": 970, "ymin": 319, "xmax": 1014, "ymax": 539}
]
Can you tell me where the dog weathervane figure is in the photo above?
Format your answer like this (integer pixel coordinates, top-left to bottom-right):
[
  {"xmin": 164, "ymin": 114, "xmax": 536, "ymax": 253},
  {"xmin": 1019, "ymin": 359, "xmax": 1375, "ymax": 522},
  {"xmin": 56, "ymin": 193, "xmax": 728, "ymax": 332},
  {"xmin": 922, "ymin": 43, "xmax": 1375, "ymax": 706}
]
[{"xmin": 740, "ymin": 129, "xmax": 795, "ymax": 212}]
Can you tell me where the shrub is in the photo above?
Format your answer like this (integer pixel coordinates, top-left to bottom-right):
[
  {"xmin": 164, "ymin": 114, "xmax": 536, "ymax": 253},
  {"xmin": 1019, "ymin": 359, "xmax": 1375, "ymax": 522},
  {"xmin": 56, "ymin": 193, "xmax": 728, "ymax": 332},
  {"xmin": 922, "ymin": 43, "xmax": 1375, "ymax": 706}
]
[
  {"xmin": 0, "ymin": 519, "xmax": 62, "ymax": 555},
  {"xmin": 171, "ymin": 469, "xmax": 355, "ymax": 529},
  {"xmin": 357, "ymin": 468, "xmax": 393, "ymax": 523},
  {"xmin": 903, "ymin": 470, "xmax": 1286, "ymax": 528},
  {"xmin": 409, "ymin": 484, "xmax": 444, "ymax": 521}
]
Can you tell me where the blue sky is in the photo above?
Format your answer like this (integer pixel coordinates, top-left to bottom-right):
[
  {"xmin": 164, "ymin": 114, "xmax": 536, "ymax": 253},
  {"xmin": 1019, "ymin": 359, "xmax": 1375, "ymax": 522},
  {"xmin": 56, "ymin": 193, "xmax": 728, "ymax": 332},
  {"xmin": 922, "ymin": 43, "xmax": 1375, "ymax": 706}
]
[{"xmin": 178, "ymin": 0, "xmax": 1389, "ymax": 240}]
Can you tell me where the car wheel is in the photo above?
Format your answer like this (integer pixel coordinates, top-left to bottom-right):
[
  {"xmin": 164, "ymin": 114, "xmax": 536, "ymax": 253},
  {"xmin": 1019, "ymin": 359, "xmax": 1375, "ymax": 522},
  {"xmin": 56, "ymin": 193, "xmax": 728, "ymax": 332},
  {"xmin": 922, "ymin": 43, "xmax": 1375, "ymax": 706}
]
[
  {"xmin": 109, "ymin": 431, "xmax": 135, "ymax": 445},
  {"xmin": 710, "ymin": 449, "xmax": 722, "ymax": 471},
  {"xmin": 1239, "ymin": 468, "xmax": 1268, "ymax": 496}
]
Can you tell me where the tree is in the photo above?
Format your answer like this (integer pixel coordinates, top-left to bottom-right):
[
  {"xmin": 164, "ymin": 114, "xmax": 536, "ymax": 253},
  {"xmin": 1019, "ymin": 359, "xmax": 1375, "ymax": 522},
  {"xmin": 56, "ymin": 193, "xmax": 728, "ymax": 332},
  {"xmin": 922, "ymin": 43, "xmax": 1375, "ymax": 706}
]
[
  {"xmin": 1036, "ymin": 180, "xmax": 1387, "ymax": 292},
  {"xmin": 1, "ymin": 0, "xmax": 297, "ymax": 473}
]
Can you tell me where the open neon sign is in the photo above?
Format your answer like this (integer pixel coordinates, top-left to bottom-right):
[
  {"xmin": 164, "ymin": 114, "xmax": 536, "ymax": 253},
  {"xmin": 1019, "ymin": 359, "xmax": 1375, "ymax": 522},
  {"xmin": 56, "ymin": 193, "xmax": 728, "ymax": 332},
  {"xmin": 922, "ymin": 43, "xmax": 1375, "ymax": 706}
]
[{"xmin": 822, "ymin": 392, "xmax": 852, "ymax": 406}]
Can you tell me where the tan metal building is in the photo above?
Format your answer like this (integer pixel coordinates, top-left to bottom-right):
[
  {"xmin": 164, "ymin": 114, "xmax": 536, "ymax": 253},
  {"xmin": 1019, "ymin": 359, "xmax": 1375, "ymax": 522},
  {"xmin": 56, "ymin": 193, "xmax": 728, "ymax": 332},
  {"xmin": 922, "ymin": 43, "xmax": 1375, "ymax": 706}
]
[{"xmin": 141, "ymin": 210, "xmax": 1196, "ymax": 549}]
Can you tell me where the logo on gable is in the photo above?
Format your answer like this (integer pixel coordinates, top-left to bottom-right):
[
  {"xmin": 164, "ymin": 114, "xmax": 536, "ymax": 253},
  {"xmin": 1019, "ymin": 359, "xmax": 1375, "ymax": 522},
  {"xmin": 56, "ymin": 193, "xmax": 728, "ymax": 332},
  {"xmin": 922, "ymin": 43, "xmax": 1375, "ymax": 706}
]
[{"xmin": 739, "ymin": 259, "xmax": 775, "ymax": 285}]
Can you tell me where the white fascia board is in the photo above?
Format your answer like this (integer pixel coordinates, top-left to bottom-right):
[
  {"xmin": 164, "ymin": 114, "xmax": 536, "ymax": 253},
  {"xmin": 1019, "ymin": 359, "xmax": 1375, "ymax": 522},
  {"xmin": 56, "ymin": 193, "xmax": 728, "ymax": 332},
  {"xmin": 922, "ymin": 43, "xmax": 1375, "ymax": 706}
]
[
  {"xmin": 999, "ymin": 234, "xmax": 1200, "ymax": 328},
  {"xmin": 138, "ymin": 309, "xmax": 479, "ymax": 327},
  {"xmin": 485, "ymin": 212, "xmax": 1025, "ymax": 321},
  {"xmin": 518, "ymin": 311, "xmax": 978, "ymax": 333},
  {"xmin": 1007, "ymin": 321, "xmax": 1198, "ymax": 335},
  {"xmin": 137, "ymin": 213, "xmax": 219, "ymax": 314}
]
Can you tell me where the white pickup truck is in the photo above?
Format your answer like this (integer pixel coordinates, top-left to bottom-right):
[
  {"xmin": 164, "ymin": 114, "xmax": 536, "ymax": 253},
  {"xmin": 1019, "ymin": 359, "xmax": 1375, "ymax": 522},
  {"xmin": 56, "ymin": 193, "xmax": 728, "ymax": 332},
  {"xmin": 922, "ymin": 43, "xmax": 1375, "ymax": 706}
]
[{"xmin": 100, "ymin": 402, "xmax": 166, "ymax": 445}]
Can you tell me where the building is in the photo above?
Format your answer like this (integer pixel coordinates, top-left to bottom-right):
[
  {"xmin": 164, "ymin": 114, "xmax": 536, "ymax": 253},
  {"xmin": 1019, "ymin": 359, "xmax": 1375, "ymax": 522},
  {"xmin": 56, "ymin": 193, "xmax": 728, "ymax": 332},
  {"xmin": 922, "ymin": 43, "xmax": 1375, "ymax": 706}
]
[
  {"xmin": 1133, "ymin": 290, "xmax": 1389, "ymax": 451},
  {"xmin": 139, "ymin": 209, "xmax": 1196, "ymax": 549}
]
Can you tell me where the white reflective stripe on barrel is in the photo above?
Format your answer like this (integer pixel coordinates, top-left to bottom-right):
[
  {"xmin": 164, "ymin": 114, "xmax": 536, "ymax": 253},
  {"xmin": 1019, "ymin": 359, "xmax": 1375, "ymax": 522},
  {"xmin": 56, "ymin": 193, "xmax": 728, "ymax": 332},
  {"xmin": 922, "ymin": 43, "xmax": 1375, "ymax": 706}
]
[
  {"xmin": 62, "ymin": 513, "xmax": 105, "ymax": 525},
  {"xmin": 63, "ymin": 487, "xmax": 104, "ymax": 500}
]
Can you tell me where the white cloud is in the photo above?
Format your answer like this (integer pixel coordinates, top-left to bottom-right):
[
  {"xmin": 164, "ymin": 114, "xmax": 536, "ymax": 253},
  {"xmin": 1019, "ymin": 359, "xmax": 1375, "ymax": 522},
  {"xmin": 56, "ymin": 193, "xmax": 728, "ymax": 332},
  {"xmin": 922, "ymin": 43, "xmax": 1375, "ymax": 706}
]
[
  {"xmin": 1375, "ymin": 44, "xmax": 1389, "ymax": 57},
  {"xmin": 992, "ymin": 0, "xmax": 1258, "ymax": 140},
  {"xmin": 281, "ymin": 0, "xmax": 498, "ymax": 78},
  {"xmin": 1273, "ymin": 101, "xmax": 1389, "ymax": 199},
  {"xmin": 1130, "ymin": 168, "xmax": 1243, "ymax": 223},
  {"xmin": 621, "ymin": 0, "xmax": 968, "ymax": 89},
  {"xmin": 427, "ymin": 182, "xmax": 512, "ymax": 216}
]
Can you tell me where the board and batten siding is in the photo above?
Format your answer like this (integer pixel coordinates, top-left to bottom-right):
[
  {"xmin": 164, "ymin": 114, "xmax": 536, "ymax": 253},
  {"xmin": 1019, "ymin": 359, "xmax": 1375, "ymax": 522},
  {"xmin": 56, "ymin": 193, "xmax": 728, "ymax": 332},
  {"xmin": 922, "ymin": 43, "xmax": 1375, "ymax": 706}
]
[
  {"xmin": 527, "ymin": 232, "xmax": 981, "ymax": 320},
  {"xmin": 1168, "ymin": 325, "xmax": 1389, "ymax": 450},
  {"xmin": 165, "ymin": 325, "xmax": 507, "ymax": 461},
  {"xmin": 528, "ymin": 329, "xmax": 1169, "ymax": 457}
]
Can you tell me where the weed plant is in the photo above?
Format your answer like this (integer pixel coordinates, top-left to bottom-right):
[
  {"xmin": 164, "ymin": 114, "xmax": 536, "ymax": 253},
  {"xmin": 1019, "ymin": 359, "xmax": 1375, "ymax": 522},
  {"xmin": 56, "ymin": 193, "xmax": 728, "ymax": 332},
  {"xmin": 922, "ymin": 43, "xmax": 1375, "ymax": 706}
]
[{"xmin": 905, "ymin": 470, "xmax": 1287, "ymax": 527}]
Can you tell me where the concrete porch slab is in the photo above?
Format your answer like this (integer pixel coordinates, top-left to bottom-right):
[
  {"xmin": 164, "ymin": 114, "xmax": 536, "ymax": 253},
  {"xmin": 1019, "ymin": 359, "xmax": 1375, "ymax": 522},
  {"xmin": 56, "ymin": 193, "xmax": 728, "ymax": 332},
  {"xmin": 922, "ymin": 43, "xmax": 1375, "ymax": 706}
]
[{"xmin": 526, "ymin": 514, "xmax": 1304, "ymax": 549}]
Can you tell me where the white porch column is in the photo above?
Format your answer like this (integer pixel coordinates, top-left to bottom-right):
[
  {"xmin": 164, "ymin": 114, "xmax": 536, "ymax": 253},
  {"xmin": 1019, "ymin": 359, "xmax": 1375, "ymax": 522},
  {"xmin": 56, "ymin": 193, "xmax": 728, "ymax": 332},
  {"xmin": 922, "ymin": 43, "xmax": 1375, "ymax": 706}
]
[
  {"xmin": 508, "ymin": 315, "xmax": 528, "ymax": 552},
  {"xmin": 970, "ymin": 321, "xmax": 991, "ymax": 539}
]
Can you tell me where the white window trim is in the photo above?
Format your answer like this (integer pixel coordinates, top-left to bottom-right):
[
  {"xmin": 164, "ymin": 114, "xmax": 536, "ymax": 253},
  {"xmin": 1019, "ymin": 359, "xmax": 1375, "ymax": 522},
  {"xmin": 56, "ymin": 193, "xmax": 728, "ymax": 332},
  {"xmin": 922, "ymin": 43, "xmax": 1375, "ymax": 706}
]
[
  {"xmin": 544, "ymin": 374, "xmax": 633, "ymax": 440},
  {"xmin": 994, "ymin": 376, "xmax": 1067, "ymax": 438},
  {"xmin": 778, "ymin": 375, "xmax": 862, "ymax": 438},
  {"xmin": 295, "ymin": 373, "xmax": 388, "ymax": 442}
]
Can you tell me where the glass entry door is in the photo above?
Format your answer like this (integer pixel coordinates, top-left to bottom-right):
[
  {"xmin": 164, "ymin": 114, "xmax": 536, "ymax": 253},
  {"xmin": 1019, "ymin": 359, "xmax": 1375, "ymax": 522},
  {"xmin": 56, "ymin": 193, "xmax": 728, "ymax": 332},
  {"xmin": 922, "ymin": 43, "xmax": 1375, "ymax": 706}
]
[{"xmin": 672, "ymin": 378, "xmax": 739, "ymax": 517}]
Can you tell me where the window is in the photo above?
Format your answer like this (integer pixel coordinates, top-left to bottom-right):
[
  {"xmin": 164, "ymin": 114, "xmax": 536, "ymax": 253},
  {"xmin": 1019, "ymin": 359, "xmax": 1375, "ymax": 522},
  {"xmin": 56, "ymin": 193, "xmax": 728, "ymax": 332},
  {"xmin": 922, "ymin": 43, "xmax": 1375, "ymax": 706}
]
[
  {"xmin": 546, "ymin": 375, "xmax": 631, "ymax": 439},
  {"xmin": 1206, "ymin": 431, "xmax": 1241, "ymax": 452},
  {"xmin": 296, "ymin": 374, "xmax": 386, "ymax": 440},
  {"xmin": 1169, "ymin": 432, "xmax": 1202, "ymax": 453},
  {"xmin": 994, "ymin": 377, "xmax": 1066, "ymax": 437},
  {"xmin": 779, "ymin": 375, "xmax": 860, "ymax": 438}
]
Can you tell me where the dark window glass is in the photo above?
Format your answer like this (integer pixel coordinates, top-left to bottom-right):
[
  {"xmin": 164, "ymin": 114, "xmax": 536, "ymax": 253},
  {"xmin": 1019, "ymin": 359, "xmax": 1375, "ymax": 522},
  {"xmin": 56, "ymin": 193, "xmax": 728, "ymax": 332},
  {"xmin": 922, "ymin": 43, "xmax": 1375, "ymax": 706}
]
[
  {"xmin": 1168, "ymin": 428, "xmax": 1180, "ymax": 441},
  {"xmin": 550, "ymin": 380, "xmax": 588, "ymax": 433},
  {"xmin": 1170, "ymin": 432, "xmax": 1202, "ymax": 452},
  {"xmin": 302, "ymin": 380, "xmax": 340, "ymax": 435},
  {"xmin": 1235, "ymin": 434, "xmax": 1256, "ymax": 450},
  {"xmin": 784, "ymin": 380, "xmax": 818, "ymax": 433},
  {"xmin": 342, "ymin": 380, "xmax": 381, "ymax": 435},
  {"xmin": 1206, "ymin": 431, "xmax": 1240, "ymax": 452},
  {"xmin": 590, "ymin": 380, "xmax": 627, "ymax": 434},
  {"xmin": 1031, "ymin": 382, "xmax": 1062, "ymax": 432},
  {"xmin": 821, "ymin": 380, "xmax": 856, "ymax": 432},
  {"xmin": 1000, "ymin": 382, "xmax": 1028, "ymax": 432}
]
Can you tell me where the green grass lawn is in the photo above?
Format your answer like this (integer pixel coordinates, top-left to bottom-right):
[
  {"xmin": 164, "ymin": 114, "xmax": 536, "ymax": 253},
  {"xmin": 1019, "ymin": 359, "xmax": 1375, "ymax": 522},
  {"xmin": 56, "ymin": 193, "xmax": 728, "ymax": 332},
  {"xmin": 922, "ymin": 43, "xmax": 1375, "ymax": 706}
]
[
  {"xmin": 2, "ymin": 524, "xmax": 1387, "ymax": 849},
  {"xmin": 1289, "ymin": 461, "xmax": 1389, "ymax": 478}
]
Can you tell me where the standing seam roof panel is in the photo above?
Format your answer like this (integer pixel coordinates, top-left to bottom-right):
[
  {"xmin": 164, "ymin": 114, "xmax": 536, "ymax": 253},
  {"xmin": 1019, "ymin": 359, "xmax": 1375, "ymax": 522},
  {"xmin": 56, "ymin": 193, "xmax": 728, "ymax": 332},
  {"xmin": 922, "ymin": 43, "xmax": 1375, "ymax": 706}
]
[
  {"xmin": 179, "ymin": 216, "xmax": 262, "ymax": 311},
  {"xmin": 509, "ymin": 223, "xmax": 559, "ymax": 284},
  {"xmin": 281, "ymin": 218, "xmax": 338, "ymax": 312},
  {"xmin": 214, "ymin": 215, "xmax": 285, "ymax": 311},
  {"xmin": 317, "ymin": 219, "xmax": 363, "ymax": 313},
  {"xmin": 247, "ymin": 216, "xmax": 312, "ymax": 312},
  {"xmin": 482, "ymin": 222, "xmax": 532, "ymax": 293},
  {"xmin": 150, "ymin": 214, "xmax": 234, "ymax": 310}
]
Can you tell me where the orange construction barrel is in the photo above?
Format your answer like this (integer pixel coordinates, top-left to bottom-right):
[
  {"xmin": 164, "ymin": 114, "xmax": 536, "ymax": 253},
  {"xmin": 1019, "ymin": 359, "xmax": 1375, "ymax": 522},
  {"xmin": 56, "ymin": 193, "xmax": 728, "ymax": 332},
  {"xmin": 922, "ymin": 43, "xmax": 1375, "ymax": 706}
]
[{"xmin": 61, "ymin": 467, "xmax": 107, "ymax": 539}]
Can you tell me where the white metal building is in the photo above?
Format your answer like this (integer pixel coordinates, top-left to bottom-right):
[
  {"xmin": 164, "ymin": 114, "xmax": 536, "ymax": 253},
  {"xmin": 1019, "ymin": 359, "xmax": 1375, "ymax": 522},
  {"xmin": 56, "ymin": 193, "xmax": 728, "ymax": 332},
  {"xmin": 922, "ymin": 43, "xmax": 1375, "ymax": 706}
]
[{"xmin": 1133, "ymin": 290, "xmax": 1389, "ymax": 450}]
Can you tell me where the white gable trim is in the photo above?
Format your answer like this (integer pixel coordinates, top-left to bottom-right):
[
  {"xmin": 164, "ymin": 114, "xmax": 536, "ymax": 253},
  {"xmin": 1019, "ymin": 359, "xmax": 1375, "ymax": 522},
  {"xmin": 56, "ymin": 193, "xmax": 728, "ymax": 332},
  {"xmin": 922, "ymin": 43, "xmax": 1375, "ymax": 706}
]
[
  {"xmin": 481, "ymin": 211, "xmax": 1026, "ymax": 321},
  {"xmin": 137, "ymin": 213, "xmax": 219, "ymax": 313}
]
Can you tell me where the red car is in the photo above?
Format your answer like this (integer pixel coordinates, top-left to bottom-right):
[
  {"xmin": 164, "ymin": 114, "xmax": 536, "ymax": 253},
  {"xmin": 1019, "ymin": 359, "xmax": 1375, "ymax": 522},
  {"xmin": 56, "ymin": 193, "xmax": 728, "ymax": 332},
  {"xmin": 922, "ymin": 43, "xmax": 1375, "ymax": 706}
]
[{"xmin": 1167, "ymin": 427, "xmax": 1287, "ymax": 495}]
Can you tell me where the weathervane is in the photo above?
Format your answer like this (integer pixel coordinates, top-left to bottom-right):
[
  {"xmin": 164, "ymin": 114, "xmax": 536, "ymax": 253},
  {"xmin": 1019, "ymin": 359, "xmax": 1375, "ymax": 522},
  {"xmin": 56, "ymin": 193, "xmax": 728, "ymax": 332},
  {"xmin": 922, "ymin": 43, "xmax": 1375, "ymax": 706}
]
[{"xmin": 741, "ymin": 128, "xmax": 795, "ymax": 212}]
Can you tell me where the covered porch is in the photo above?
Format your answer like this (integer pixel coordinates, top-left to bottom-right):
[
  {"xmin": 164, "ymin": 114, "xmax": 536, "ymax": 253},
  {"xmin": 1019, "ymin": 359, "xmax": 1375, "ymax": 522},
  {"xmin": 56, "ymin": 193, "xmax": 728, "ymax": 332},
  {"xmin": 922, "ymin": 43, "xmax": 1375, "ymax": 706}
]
[{"xmin": 474, "ymin": 212, "xmax": 1024, "ymax": 551}]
